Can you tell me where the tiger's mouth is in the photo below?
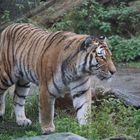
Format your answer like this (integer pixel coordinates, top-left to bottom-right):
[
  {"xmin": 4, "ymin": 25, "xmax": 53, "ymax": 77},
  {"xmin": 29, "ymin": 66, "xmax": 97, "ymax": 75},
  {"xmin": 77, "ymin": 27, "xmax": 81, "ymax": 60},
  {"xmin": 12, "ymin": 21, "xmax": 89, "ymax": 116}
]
[{"xmin": 96, "ymin": 71, "xmax": 112, "ymax": 80}]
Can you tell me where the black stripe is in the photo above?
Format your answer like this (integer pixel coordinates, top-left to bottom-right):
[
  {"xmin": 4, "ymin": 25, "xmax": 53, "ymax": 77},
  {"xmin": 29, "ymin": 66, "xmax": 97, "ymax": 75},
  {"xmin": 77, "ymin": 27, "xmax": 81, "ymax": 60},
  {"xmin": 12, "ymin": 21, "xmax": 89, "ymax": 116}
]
[
  {"xmin": 72, "ymin": 87, "xmax": 90, "ymax": 99},
  {"xmin": 15, "ymin": 25, "xmax": 28, "ymax": 39},
  {"xmin": 17, "ymin": 28, "xmax": 37, "ymax": 58},
  {"xmin": 29, "ymin": 71, "xmax": 36, "ymax": 83},
  {"xmin": 72, "ymin": 78, "xmax": 89, "ymax": 90},
  {"xmin": 61, "ymin": 55, "xmax": 72, "ymax": 85},
  {"xmin": 15, "ymin": 90, "xmax": 26, "ymax": 99},
  {"xmin": 27, "ymin": 35, "xmax": 44, "ymax": 82},
  {"xmin": 40, "ymin": 32, "xmax": 64, "ymax": 60},
  {"xmin": 7, "ymin": 72, "xmax": 14, "ymax": 85},
  {"xmin": 13, "ymin": 24, "xmax": 28, "ymax": 39},
  {"xmin": 47, "ymin": 32, "xmax": 62, "ymax": 46},
  {"xmin": 64, "ymin": 38, "xmax": 77, "ymax": 50},
  {"xmin": 47, "ymin": 87, "xmax": 56, "ymax": 98},
  {"xmin": 14, "ymin": 27, "xmax": 31, "ymax": 56},
  {"xmin": 89, "ymin": 53, "xmax": 96, "ymax": 71},
  {"xmin": 15, "ymin": 26, "xmax": 30, "ymax": 43},
  {"xmin": 52, "ymin": 71, "xmax": 61, "ymax": 93},
  {"xmin": 6, "ymin": 25, "xmax": 19, "ymax": 76},
  {"xmin": 22, "ymin": 62, "xmax": 30, "ymax": 81},
  {"xmin": 56, "ymin": 36, "xmax": 66, "ymax": 45},
  {"xmin": 69, "ymin": 49, "xmax": 80, "ymax": 60},
  {"xmin": 41, "ymin": 32, "xmax": 61, "ymax": 54},
  {"xmin": 1, "ymin": 77, "xmax": 10, "ymax": 87},
  {"xmin": 0, "ymin": 87, "xmax": 7, "ymax": 91},
  {"xmin": 40, "ymin": 33, "xmax": 55, "ymax": 73},
  {"xmin": 61, "ymin": 62, "xmax": 67, "ymax": 85},
  {"xmin": 17, "ymin": 82, "xmax": 30, "ymax": 88},
  {"xmin": 76, "ymin": 103, "xmax": 85, "ymax": 113},
  {"xmin": 61, "ymin": 49, "xmax": 80, "ymax": 83},
  {"xmin": 82, "ymin": 53, "xmax": 90, "ymax": 72},
  {"xmin": 89, "ymin": 64, "xmax": 98, "ymax": 71},
  {"xmin": 49, "ymin": 92, "xmax": 56, "ymax": 98},
  {"xmin": 13, "ymin": 102, "xmax": 24, "ymax": 107},
  {"xmin": 95, "ymin": 64, "xmax": 100, "ymax": 70},
  {"xmin": 89, "ymin": 54, "xmax": 93, "ymax": 66}
]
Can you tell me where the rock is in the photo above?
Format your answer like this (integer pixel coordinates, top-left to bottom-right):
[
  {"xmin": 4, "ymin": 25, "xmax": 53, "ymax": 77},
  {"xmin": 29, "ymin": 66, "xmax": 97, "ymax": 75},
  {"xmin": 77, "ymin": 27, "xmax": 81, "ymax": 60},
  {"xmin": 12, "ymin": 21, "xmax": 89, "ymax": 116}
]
[{"xmin": 16, "ymin": 132, "xmax": 88, "ymax": 140}]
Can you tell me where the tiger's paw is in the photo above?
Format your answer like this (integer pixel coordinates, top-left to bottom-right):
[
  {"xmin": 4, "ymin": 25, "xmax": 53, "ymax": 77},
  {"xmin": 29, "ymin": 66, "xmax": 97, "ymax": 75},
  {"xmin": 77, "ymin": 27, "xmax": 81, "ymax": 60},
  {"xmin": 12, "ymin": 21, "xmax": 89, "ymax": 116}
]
[
  {"xmin": 16, "ymin": 118, "xmax": 32, "ymax": 126},
  {"xmin": 42, "ymin": 124, "xmax": 55, "ymax": 135}
]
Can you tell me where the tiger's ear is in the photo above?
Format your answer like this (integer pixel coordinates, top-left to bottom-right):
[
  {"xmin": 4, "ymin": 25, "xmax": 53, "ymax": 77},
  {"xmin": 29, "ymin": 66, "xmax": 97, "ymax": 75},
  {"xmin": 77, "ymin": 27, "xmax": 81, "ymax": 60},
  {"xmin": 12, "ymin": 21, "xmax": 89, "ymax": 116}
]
[
  {"xmin": 99, "ymin": 35, "xmax": 106, "ymax": 42},
  {"xmin": 80, "ymin": 37, "xmax": 92, "ymax": 51}
]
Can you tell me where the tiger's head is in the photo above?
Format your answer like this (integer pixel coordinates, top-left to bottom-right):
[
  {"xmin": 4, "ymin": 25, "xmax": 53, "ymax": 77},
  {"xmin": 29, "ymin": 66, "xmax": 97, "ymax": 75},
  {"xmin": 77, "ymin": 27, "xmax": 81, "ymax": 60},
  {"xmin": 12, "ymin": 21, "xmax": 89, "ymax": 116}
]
[{"xmin": 77, "ymin": 36, "xmax": 116, "ymax": 80}]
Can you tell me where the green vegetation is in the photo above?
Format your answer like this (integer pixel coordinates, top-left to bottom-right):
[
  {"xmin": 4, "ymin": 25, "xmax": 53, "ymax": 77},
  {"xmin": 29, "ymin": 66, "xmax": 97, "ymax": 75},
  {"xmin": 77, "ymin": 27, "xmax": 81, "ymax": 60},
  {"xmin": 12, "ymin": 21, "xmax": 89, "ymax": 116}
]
[
  {"xmin": 126, "ymin": 61, "xmax": 140, "ymax": 68},
  {"xmin": 49, "ymin": 0, "xmax": 140, "ymax": 63},
  {"xmin": 50, "ymin": 0, "xmax": 140, "ymax": 36},
  {"xmin": 0, "ymin": 0, "xmax": 40, "ymax": 23},
  {"xmin": 108, "ymin": 35, "xmax": 140, "ymax": 62},
  {"xmin": 0, "ymin": 93, "xmax": 140, "ymax": 140}
]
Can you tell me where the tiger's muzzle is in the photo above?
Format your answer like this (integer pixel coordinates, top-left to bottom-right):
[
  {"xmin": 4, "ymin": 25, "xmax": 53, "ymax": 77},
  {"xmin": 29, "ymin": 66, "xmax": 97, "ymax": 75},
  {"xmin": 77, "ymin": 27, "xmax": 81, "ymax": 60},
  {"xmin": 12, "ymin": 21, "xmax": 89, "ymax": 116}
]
[{"xmin": 96, "ymin": 70, "xmax": 115, "ymax": 80}]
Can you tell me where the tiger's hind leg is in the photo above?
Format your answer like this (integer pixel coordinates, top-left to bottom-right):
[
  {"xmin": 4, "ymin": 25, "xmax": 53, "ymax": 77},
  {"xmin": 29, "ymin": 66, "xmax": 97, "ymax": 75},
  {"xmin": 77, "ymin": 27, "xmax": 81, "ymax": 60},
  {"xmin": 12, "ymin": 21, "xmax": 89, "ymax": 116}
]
[
  {"xmin": 13, "ymin": 79, "xmax": 32, "ymax": 126},
  {"xmin": 0, "ymin": 88, "xmax": 7, "ymax": 117},
  {"xmin": 0, "ymin": 79, "xmax": 12, "ymax": 117}
]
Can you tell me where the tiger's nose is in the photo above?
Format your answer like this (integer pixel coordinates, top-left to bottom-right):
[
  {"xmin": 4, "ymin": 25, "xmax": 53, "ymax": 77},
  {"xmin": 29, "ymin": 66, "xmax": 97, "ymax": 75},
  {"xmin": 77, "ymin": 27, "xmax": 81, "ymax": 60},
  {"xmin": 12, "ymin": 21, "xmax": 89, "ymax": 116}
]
[{"xmin": 110, "ymin": 68, "xmax": 116, "ymax": 75}]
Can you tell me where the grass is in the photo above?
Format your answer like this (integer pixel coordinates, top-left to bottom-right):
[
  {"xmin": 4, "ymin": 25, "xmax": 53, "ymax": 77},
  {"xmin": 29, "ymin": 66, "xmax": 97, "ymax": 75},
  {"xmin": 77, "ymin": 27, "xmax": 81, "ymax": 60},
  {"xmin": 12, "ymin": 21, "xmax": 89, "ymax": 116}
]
[
  {"xmin": 116, "ymin": 61, "xmax": 140, "ymax": 69},
  {"xmin": 126, "ymin": 61, "xmax": 140, "ymax": 69},
  {"xmin": 0, "ymin": 92, "xmax": 140, "ymax": 140}
]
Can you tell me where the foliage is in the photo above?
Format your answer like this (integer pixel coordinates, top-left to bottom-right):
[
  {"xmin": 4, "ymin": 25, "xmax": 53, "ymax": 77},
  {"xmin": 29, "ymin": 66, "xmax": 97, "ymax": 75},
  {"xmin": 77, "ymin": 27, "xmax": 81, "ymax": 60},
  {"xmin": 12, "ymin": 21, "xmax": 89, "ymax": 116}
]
[
  {"xmin": 126, "ymin": 61, "xmax": 140, "ymax": 69},
  {"xmin": 1, "ymin": 92, "xmax": 140, "ymax": 140},
  {"xmin": 50, "ymin": 0, "xmax": 140, "ymax": 37},
  {"xmin": 108, "ymin": 35, "xmax": 140, "ymax": 62},
  {"xmin": 0, "ymin": 10, "xmax": 10, "ymax": 22},
  {"xmin": 0, "ymin": 0, "xmax": 40, "ymax": 23},
  {"xmin": 48, "ymin": 0, "xmax": 140, "ymax": 63}
]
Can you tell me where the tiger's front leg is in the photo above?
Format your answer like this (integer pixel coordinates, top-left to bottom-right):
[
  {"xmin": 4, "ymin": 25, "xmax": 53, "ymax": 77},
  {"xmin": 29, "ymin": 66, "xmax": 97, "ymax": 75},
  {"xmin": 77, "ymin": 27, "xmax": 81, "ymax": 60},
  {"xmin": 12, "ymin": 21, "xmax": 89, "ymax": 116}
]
[
  {"xmin": 13, "ymin": 80, "xmax": 32, "ymax": 126},
  {"xmin": 39, "ymin": 84, "xmax": 56, "ymax": 134},
  {"xmin": 70, "ymin": 78, "xmax": 91, "ymax": 125}
]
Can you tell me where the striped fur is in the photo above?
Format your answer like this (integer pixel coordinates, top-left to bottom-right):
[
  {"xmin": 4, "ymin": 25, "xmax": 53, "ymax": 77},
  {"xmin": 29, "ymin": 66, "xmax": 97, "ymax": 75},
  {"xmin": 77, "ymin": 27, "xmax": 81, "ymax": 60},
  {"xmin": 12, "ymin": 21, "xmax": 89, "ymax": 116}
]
[{"xmin": 0, "ymin": 23, "xmax": 116, "ymax": 134}]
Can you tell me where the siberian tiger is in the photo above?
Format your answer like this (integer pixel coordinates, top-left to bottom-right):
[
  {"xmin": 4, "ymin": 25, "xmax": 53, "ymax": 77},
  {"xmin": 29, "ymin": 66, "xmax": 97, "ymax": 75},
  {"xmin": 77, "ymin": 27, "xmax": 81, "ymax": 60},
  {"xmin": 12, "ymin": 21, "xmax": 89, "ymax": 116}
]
[{"xmin": 0, "ymin": 23, "xmax": 116, "ymax": 134}]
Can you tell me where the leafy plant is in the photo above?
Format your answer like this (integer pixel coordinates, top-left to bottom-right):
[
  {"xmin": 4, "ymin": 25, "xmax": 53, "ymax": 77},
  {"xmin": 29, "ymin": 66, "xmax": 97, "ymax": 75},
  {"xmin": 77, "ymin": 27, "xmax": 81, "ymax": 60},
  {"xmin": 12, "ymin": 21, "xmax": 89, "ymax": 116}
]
[
  {"xmin": 47, "ymin": 0, "xmax": 140, "ymax": 63},
  {"xmin": 50, "ymin": 0, "xmax": 140, "ymax": 37},
  {"xmin": 1, "ymin": 10, "xmax": 10, "ymax": 22},
  {"xmin": 108, "ymin": 35, "xmax": 140, "ymax": 62}
]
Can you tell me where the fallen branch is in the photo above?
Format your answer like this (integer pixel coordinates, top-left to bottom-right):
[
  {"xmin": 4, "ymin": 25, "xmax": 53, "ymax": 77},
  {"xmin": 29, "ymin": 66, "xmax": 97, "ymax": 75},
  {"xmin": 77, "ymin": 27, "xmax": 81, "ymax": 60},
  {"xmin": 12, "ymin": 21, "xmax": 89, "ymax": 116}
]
[
  {"xmin": 109, "ymin": 89, "xmax": 140, "ymax": 109},
  {"xmin": 56, "ymin": 87, "xmax": 140, "ymax": 109},
  {"xmin": 93, "ymin": 87, "xmax": 140, "ymax": 109}
]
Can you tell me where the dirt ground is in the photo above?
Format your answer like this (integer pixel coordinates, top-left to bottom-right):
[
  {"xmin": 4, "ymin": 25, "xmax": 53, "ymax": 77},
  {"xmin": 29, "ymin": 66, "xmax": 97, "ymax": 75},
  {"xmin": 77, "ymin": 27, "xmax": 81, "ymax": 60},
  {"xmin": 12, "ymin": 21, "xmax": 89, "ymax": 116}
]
[{"xmin": 92, "ymin": 68, "xmax": 140, "ymax": 97}]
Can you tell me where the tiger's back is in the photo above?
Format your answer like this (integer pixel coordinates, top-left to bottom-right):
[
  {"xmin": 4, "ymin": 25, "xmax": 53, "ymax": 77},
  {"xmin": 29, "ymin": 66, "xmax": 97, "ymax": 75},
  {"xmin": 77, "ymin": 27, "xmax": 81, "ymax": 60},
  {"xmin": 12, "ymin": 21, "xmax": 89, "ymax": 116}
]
[{"xmin": 0, "ymin": 23, "xmax": 87, "ymax": 85}]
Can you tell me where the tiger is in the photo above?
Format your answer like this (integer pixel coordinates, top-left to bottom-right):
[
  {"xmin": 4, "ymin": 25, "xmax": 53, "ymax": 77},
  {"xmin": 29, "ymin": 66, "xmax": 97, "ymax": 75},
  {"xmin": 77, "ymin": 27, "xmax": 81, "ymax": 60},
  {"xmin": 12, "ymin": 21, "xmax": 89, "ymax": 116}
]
[{"xmin": 0, "ymin": 23, "xmax": 116, "ymax": 134}]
